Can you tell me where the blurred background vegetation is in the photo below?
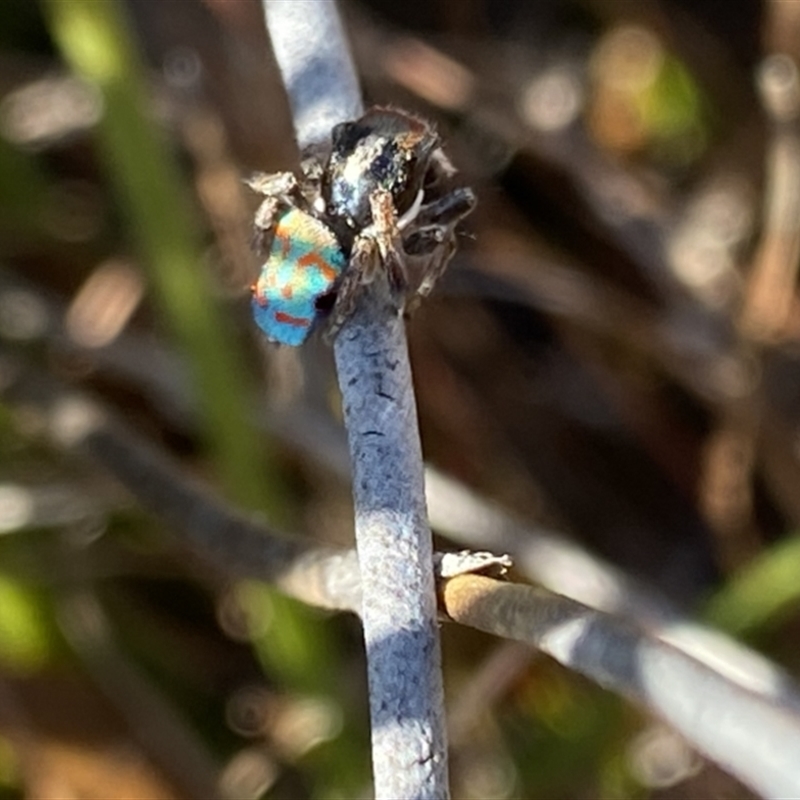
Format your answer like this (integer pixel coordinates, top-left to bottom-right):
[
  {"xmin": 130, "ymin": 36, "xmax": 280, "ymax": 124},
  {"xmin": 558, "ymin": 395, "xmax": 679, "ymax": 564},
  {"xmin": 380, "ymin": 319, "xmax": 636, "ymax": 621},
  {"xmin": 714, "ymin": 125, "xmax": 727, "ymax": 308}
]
[{"xmin": 0, "ymin": 0, "xmax": 798, "ymax": 797}]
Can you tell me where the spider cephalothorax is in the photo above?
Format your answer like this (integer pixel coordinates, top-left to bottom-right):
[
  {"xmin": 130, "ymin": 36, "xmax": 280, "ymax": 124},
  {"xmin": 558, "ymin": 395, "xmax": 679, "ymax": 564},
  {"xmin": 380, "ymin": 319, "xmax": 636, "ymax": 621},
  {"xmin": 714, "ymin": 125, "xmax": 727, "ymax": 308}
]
[
  {"xmin": 325, "ymin": 107, "xmax": 440, "ymax": 233},
  {"xmin": 247, "ymin": 107, "xmax": 475, "ymax": 345}
]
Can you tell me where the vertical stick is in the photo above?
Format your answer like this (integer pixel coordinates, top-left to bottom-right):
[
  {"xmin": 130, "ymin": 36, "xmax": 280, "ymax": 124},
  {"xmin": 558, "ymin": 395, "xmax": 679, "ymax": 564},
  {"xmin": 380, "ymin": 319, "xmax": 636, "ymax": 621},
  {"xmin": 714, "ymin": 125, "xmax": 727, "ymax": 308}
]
[
  {"xmin": 334, "ymin": 281, "xmax": 449, "ymax": 798},
  {"xmin": 264, "ymin": 0, "xmax": 363, "ymax": 149},
  {"xmin": 262, "ymin": 2, "xmax": 449, "ymax": 796}
]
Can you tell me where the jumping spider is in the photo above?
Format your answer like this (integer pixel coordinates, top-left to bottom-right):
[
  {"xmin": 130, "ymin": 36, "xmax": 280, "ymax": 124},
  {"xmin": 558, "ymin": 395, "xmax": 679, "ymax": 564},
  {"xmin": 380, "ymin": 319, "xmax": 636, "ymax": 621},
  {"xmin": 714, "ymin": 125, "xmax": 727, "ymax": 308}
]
[{"xmin": 248, "ymin": 107, "xmax": 476, "ymax": 345}]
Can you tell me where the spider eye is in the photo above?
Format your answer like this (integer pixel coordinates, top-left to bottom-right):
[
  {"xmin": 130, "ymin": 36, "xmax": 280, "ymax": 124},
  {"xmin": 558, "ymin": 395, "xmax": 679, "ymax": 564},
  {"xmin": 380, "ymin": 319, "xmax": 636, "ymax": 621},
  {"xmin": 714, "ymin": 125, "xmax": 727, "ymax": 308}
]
[
  {"xmin": 368, "ymin": 139, "xmax": 406, "ymax": 187},
  {"xmin": 370, "ymin": 151, "xmax": 394, "ymax": 181}
]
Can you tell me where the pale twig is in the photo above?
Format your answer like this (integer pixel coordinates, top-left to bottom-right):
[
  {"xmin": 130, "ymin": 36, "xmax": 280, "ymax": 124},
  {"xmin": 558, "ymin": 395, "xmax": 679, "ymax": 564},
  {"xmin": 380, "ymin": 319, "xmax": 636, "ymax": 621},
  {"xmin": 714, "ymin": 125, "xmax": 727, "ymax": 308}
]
[
  {"xmin": 5, "ymin": 266, "xmax": 798, "ymax": 700},
  {"xmin": 7, "ymin": 354, "xmax": 800, "ymax": 797},
  {"xmin": 425, "ymin": 467, "xmax": 678, "ymax": 624},
  {"xmin": 0, "ymin": 267, "xmax": 678, "ymax": 628},
  {"xmin": 333, "ymin": 288, "xmax": 448, "ymax": 798},
  {"xmin": 442, "ymin": 574, "xmax": 800, "ymax": 800},
  {"xmin": 262, "ymin": 3, "xmax": 448, "ymax": 797},
  {"xmin": 263, "ymin": 0, "xmax": 362, "ymax": 152}
]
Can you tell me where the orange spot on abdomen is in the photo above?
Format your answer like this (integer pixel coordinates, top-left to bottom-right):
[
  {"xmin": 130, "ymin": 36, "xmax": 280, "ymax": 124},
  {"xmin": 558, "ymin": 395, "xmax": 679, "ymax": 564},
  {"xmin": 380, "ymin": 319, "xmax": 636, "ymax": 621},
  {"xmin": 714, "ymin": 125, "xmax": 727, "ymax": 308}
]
[
  {"xmin": 297, "ymin": 252, "xmax": 338, "ymax": 282},
  {"xmin": 274, "ymin": 311, "xmax": 311, "ymax": 328}
]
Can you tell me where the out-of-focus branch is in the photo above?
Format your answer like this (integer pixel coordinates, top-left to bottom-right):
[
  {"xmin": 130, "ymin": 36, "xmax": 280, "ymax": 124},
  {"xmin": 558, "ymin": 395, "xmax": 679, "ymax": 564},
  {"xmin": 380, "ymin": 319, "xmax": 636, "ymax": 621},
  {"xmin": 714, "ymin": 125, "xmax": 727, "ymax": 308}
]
[
  {"xmin": 1, "ymin": 355, "xmax": 361, "ymax": 614},
  {"xmin": 41, "ymin": 0, "xmax": 269, "ymax": 513},
  {"xmin": 0, "ymin": 267, "xmax": 680, "ymax": 627},
  {"xmin": 698, "ymin": 53, "xmax": 800, "ymax": 573},
  {"xmin": 57, "ymin": 591, "xmax": 222, "ymax": 800},
  {"xmin": 7, "ymin": 351, "xmax": 800, "ymax": 797},
  {"xmin": 741, "ymin": 54, "xmax": 800, "ymax": 342},
  {"xmin": 9, "ymin": 265, "xmax": 800, "ymax": 660}
]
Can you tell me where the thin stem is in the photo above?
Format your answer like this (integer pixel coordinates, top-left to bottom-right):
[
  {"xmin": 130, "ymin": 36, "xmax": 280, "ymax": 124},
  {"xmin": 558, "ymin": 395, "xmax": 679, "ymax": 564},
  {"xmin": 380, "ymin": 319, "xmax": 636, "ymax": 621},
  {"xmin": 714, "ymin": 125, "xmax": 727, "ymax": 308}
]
[
  {"xmin": 264, "ymin": 0, "xmax": 363, "ymax": 150},
  {"xmin": 262, "ymin": 2, "xmax": 448, "ymax": 797},
  {"xmin": 334, "ymin": 284, "xmax": 449, "ymax": 798},
  {"xmin": 442, "ymin": 574, "xmax": 800, "ymax": 800},
  {"xmin": 7, "ymin": 350, "xmax": 800, "ymax": 798}
]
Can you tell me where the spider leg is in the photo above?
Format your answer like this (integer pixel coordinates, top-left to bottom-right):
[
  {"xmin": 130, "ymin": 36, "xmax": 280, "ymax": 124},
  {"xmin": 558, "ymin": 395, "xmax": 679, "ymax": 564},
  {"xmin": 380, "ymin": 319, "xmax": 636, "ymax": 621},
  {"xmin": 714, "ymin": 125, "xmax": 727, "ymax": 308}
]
[
  {"xmin": 396, "ymin": 189, "xmax": 425, "ymax": 231},
  {"xmin": 245, "ymin": 171, "xmax": 300, "ymax": 255},
  {"xmin": 414, "ymin": 186, "xmax": 476, "ymax": 229},
  {"xmin": 324, "ymin": 188, "xmax": 409, "ymax": 343},
  {"xmin": 323, "ymin": 239, "xmax": 375, "ymax": 343},
  {"xmin": 367, "ymin": 188, "xmax": 407, "ymax": 294},
  {"xmin": 413, "ymin": 233, "xmax": 457, "ymax": 299},
  {"xmin": 424, "ymin": 147, "xmax": 458, "ymax": 192},
  {"xmin": 244, "ymin": 170, "xmax": 297, "ymax": 198},
  {"xmin": 402, "ymin": 186, "xmax": 476, "ymax": 304},
  {"xmin": 251, "ymin": 196, "xmax": 281, "ymax": 254}
]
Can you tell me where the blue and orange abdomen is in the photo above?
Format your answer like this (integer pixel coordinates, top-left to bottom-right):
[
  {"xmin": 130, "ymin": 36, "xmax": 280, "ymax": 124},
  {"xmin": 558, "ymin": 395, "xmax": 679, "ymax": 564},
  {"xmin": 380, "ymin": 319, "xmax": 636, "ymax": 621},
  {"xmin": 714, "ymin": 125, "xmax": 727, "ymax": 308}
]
[{"xmin": 251, "ymin": 208, "xmax": 346, "ymax": 345}]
